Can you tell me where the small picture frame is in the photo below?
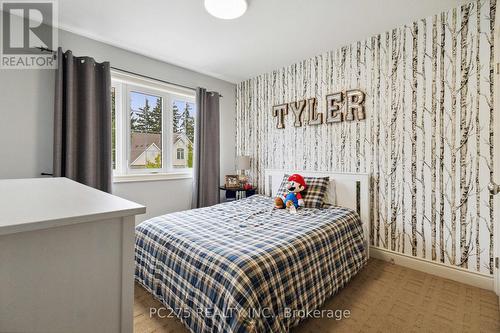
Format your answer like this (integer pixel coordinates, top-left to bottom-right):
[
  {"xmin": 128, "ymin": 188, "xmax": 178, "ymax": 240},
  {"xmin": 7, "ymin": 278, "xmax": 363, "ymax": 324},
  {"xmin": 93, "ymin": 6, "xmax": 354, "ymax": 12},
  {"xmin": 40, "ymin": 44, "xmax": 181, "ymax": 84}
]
[{"xmin": 225, "ymin": 175, "xmax": 240, "ymax": 189}]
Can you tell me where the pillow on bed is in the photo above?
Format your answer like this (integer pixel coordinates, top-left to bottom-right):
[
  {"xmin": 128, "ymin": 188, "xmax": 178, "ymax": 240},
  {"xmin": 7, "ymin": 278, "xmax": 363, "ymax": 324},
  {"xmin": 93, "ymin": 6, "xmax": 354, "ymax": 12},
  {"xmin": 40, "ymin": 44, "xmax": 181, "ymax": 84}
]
[
  {"xmin": 275, "ymin": 174, "xmax": 290, "ymax": 198},
  {"xmin": 301, "ymin": 176, "xmax": 330, "ymax": 208},
  {"xmin": 275, "ymin": 174, "xmax": 330, "ymax": 208}
]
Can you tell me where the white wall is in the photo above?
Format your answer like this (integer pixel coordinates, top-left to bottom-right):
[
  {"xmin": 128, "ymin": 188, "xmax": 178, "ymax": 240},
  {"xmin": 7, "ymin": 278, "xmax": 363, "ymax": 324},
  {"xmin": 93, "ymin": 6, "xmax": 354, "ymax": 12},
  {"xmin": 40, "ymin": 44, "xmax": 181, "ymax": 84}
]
[
  {"xmin": 112, "ymin": 179, "xmax": 194, "ymax": 221},
  {"xmin": 0, "ymin": 70, "xmax": 54, "ymax": 178},
  {"xmin": 0, "ymin": 28, "xmax": 236, "ymax": 222}
]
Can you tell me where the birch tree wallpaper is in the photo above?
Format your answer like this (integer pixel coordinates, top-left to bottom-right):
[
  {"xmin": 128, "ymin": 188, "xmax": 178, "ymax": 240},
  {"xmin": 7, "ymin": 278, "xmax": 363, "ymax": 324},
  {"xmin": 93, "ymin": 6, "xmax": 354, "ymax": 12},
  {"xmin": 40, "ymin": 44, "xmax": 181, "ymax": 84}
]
[{"xmin": 235, "ymin": 0, "xmax": 496, "ymax": 275}]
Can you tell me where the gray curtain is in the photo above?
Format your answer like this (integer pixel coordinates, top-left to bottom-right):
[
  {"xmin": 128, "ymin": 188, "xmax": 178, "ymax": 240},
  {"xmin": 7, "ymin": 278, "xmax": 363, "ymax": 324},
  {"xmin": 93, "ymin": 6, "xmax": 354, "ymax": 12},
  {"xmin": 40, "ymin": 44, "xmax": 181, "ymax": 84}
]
[
  {"xmin": 192, "ymin": 88, "xmax": 220, "ymax": 208},
  {"xmin": 53, "ymin": 48, "xmax": 112, "ymax": 192}
]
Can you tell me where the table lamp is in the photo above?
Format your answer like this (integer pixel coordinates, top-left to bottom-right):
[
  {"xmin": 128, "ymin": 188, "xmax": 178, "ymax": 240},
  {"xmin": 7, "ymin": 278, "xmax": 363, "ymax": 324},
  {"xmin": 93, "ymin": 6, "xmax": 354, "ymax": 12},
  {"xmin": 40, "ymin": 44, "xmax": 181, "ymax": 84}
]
[{"xmin": 237, "ymin": 156, "xmax": 250, "ymax": 184}]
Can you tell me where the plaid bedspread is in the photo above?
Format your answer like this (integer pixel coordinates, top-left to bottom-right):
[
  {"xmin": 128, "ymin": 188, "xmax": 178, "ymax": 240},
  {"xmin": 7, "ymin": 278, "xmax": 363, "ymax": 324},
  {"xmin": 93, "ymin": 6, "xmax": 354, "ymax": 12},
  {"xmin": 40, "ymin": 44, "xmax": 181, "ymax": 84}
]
[{"xmin": 135, "ymin": 195, "xmax": 367, "ymax": 333}]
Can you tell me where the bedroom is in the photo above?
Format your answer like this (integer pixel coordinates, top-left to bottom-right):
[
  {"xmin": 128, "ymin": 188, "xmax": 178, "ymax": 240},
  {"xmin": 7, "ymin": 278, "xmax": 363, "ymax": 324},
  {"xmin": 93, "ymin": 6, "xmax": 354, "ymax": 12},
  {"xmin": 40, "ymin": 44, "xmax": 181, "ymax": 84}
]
[{"xmin": 0, "ymin": 0, "xmax": 499, "ymax": 332}]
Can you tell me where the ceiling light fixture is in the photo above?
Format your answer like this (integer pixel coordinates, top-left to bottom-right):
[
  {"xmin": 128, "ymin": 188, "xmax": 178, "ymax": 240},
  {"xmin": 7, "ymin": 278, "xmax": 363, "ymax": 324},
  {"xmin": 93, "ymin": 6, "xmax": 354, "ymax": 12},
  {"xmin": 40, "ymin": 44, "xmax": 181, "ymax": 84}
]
[{"xmin": 204, "ymin": 0, "xmax": 248, "ymax": 20}]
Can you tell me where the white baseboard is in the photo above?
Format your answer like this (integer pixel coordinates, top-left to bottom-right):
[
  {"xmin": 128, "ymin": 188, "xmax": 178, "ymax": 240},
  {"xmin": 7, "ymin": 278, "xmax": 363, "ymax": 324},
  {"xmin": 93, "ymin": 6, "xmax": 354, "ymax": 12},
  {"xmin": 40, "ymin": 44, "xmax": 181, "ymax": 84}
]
[{"xmin": 370, "ymin": 246, "xmax": 494, "ymax": 291}]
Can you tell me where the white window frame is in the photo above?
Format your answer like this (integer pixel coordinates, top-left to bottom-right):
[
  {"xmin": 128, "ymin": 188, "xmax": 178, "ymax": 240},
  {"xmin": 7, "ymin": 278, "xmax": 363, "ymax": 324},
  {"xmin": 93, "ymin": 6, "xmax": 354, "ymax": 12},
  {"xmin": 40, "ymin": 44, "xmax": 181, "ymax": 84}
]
[
  {"xmin": 177, "ymin": 148, "xmax": 185, "ymax": 160},
  {"xmin": 125, "ymin": 84, "xmax": 167, "ymax": 175},
  {"xmin": 111, "ymin": 70, "xmax": 195, "ymax": 183},
  {"xmin": 111, "ymin": 84, "xmax": 122, "ymax": 172}
]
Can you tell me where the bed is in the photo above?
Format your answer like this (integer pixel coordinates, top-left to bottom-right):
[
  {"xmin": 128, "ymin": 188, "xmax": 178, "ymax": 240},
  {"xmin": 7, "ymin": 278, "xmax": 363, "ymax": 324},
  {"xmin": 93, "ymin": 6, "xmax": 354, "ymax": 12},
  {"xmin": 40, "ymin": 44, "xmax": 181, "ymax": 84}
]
[{"xmin": 135, "ymin": 170, "xmax": 370, "ymax": 333}]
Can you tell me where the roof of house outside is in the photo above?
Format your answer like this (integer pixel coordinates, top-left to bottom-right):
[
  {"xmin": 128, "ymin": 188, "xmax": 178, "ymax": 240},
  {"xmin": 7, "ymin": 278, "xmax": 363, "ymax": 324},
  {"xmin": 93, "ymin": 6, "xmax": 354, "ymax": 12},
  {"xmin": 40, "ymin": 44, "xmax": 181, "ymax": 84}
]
[
  {"xmin": 130, "ymin": 132, "xmax": 161, "ymax": 163},
  {"xmin": 173, "ymin": 132, "xmax": 193, "ymax": 146},
  {"xmin": 130, "ymin": 132, "xmax": 192, "ymax": 164}
]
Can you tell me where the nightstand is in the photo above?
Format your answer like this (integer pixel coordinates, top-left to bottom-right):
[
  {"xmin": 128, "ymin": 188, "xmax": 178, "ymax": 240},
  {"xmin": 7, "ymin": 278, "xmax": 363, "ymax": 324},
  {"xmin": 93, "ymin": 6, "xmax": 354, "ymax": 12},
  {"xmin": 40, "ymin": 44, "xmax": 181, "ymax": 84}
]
[{"xmin": 219, "ymin": 186, "xmax": 256, "ymax": 202}]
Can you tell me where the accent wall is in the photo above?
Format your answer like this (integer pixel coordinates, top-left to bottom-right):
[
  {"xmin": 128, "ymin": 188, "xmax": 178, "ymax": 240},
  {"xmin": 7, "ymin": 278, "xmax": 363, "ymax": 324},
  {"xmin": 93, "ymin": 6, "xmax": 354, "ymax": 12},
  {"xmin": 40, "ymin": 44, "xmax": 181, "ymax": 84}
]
[{"xmin": 235, "ymin": 0, "xmax": 496, "ymax": 275}]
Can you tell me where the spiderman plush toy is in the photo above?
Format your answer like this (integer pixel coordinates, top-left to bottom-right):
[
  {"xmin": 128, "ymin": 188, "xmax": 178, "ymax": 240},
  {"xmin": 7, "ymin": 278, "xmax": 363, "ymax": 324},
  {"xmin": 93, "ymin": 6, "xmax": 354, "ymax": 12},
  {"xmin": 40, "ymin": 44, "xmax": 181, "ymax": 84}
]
[{"xmin": 274, "ymin": 174, "xmax": 307, "ymax": 209}]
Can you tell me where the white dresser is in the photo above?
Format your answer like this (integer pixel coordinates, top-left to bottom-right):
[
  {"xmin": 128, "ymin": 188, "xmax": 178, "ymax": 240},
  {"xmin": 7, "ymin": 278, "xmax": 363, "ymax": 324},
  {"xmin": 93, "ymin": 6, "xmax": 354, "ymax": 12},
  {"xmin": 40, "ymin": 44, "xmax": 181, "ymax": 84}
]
[{"xmin": 0, "ymin": 178, "xmax": 146, "ymax": 333}]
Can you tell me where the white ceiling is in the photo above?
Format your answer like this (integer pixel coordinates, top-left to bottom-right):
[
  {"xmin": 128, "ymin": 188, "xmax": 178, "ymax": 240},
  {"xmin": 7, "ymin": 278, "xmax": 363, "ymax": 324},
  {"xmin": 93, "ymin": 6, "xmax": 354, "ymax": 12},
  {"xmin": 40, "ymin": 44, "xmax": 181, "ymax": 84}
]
[{"xmin": 58, "ymin": 0, "xmax": 470, "ymax": 83}]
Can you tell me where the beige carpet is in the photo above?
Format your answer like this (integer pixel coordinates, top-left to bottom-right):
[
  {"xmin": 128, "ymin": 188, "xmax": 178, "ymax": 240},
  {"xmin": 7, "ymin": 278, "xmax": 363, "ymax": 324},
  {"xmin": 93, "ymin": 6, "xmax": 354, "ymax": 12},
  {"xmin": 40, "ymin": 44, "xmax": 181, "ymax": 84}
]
[{"xmin": 134, "ymin": 258, "xmax": 500, "ymax": 333}]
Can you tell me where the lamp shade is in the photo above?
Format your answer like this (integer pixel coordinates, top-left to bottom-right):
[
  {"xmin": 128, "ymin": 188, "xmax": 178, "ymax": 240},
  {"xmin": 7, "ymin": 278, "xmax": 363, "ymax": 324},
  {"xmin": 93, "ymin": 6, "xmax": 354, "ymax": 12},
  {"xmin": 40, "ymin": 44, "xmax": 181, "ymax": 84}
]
[{"xmin": 237, "ymin": 156, "xmax": 251, "ymax": 170}]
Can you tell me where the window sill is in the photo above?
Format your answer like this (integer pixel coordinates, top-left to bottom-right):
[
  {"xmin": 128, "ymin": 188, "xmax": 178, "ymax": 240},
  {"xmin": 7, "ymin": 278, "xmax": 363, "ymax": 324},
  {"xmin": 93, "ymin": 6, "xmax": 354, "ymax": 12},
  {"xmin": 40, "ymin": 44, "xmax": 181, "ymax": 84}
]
[{"xmin": 113, "ymin": 172, "xmax": 193, "ymax": 184}]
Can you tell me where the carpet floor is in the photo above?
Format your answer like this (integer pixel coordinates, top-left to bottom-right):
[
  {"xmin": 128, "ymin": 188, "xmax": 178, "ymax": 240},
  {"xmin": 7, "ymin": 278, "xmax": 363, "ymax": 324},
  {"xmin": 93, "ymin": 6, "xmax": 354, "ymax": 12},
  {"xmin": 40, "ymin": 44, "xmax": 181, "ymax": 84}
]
[{"xmin": 134, "ymin": 258, "xmax": 500, "ymax": 333}]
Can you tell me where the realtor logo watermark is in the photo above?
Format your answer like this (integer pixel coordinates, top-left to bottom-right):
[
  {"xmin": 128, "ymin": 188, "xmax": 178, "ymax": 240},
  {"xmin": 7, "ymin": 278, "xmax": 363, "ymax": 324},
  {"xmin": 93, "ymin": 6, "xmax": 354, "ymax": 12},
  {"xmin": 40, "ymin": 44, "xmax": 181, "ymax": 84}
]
[{"xmin": 1, "ymin": 0, "xmax": 58, "ymax": 69}]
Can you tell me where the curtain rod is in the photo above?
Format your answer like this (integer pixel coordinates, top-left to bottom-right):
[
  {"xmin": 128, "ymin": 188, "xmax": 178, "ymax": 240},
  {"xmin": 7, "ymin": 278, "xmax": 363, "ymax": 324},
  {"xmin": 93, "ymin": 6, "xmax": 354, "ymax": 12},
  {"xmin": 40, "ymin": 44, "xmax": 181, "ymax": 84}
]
[{"xmin": 37, "ymin": 47, "xmax": 223, "ymax": 97}]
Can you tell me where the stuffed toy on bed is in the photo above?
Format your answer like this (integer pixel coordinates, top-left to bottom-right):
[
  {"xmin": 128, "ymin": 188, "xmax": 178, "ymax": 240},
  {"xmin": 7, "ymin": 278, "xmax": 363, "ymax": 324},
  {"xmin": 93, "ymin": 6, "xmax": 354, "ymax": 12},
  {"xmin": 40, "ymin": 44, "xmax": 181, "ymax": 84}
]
[{"xmin": 274, "ymin": 174, "xmax": 307, "ymax": 211}]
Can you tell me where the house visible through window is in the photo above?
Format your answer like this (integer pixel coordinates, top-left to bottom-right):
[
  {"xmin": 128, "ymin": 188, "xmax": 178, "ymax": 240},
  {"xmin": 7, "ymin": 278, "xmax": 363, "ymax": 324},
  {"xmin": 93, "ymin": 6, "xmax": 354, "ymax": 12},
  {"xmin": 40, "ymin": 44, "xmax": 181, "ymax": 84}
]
[{"xmin": 111, "ymin": 72, "xmax": 196, "ymax": 178}]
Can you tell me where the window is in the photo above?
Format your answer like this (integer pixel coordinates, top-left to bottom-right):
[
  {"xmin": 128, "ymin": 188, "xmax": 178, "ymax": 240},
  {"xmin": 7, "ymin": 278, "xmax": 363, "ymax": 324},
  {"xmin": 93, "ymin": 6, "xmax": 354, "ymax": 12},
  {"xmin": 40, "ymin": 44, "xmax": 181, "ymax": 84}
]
[
  {"xmin": 176, "ymin": 148, "xmax": 185, "ymax": 160},
  {"xmin": 129, "ymin": 91, "xmax": 163, "ymax": 170},
  {"xmin": 111, "ymin": 72, "xmax": 196, "ymax": 180},
  {"xmin": 172, "ymin": 99, "xmax": 195, "ymax": 169}
]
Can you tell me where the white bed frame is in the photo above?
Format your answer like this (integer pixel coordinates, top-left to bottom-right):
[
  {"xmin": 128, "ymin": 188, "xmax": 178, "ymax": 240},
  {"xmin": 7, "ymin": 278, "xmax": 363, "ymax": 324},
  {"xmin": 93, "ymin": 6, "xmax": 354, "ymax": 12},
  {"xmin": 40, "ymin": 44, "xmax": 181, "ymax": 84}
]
[{"xmin": 264, "ymin": 169, "xmax": 371, "ymax": 257}]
